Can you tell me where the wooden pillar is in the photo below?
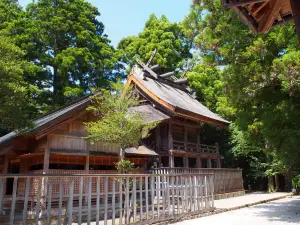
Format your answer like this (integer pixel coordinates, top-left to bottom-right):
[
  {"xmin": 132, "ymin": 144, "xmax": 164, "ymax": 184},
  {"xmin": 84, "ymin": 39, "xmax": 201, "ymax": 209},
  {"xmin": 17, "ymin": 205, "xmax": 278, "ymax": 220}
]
[
  {"xmin": 168, "ymin": 120, "xmax": 173, "ymax": 150},
  {"xmin": 197, "ymin": 128, "xmax": 201, "ymax": 153},
  {"xmin": 196, "ymin": 156, "xmax": 202, "ymax": 168},
  {"xmin": 155, "ymin": 124, "xmax": 161, "ymax": 152},
  {"xmin": 84, "ymin": 155, "xmax": 90, "ymax": 204},
  {"xmin": 207, "ymin": 159, "xmax": 212, "ymax": 168},
  {"xmin": 184, "ymin": 124, "xmax": 187, "ymax": 152},
  {"xmin": 217, "ymin": 158, "xmax": 222, "ymax": 168},
  {"xmin": 0, "ymin": 156, "xmax": 9, "ymax": 214},
  {"xmin": 42, "ymin": 142, "xmax": 50, "ymax": 208},
  {"xmin": 290, "ymin": 0, "xmax": 300, "ymax": 38},
  {"xmin": 169, "ymin": 153, "xmax": 174, "ymax": 168},
  {"xmin": 168, "ymin": 120, "xmax": 173, "ymax": 169},
  {"xmin": 156, "ymin": 125, "xmax": 162, "ymax": 168},
  {"xmin": 184, "ymin": 155, "xmax": 189, "ymax": 168},
  {"xmin": 215, "ymin": 142, "xmax": 219, "ymax": 154},
  {"xmin": 43, "ymin": 148, "xmax": 50, "ymax": 174}
]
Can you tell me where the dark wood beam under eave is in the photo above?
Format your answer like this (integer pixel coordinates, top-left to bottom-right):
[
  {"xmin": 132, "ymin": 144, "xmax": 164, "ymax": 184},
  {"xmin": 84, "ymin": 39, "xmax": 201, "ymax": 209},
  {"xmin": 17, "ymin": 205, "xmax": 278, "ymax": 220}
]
[
  {"xmin": 257, "ymin": 0, "xmax": 283, "ymax": 33},
  {"xmin": 225, "ymin": 0, "xmax": 268, "ymax": 8},
  {"xmin": 290, "ymin": 0, "xmax": 300, "ymax": 38}
]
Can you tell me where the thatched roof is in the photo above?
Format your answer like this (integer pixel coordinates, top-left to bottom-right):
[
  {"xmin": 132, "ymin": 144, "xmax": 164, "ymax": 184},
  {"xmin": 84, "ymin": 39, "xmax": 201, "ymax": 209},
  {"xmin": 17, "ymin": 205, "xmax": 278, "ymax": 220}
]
[{"xmin": 127, "ymin": 64, "xmax": 229, "ymax": 127}]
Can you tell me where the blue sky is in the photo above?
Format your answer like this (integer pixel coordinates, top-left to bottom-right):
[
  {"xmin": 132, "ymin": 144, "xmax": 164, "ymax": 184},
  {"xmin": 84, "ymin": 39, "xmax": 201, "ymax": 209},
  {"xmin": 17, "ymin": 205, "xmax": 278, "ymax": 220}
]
[{"xmin": 18, "ymin": 0, "xmax": 191, "ymax": 47}]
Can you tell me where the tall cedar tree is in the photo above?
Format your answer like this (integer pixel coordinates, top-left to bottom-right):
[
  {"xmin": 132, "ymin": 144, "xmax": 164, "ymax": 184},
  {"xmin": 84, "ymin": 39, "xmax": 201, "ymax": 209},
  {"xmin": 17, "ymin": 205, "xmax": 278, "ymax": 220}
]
[
  {"xmin": 0, "ymin": 35, "xmax": 38, "ymax": 134},
  {"xmin": 184, "ymin": 0, "xmax": 300, "ymax": 181},
  {"xmin": 118, "ymin": 14, "xmax": 192, "ymax": 73},
  {"xmin": 4, "ymin": 0, "xmax": 123, "ymax": 109}
]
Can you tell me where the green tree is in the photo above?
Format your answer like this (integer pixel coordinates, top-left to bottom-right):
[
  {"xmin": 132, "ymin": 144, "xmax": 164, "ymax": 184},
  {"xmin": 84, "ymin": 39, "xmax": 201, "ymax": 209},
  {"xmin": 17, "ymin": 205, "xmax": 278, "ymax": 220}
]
[
  {"xmin": 85, "ymin": 81, "xmax": 157, "ymax": 159},
  {"xmin": 0, "ymin": 0, "xmax": 21, "ymax": 27},
  {"xmin": 0, "ymin": 35, "xmax": 38, "ymax": 134},
  {"xmin": 118, "ymin": 14, "xmax": 192, "ymax": 73},
  {"xmin": 4, "ymin": 0, "xmax": 123, "ymax": 108},
  {"xmin": 185, "ymin": 0, "xmax": 300, "ymax": 187}
]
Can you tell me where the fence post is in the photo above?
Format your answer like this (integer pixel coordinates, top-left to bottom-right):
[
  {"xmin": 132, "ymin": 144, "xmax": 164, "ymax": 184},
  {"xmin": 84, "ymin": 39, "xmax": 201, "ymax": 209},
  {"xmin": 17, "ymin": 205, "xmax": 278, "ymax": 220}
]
[
  {"xmin": 67, "ymin": 180, "xmax": 74, "ymax": 225},
  {"xmin": 22, "ymin": 178, "xmax": 31, "ymax": 225},
  {"xmin": 9, "ymin": 177, "xmax": 18, "ymax": 225},
  {"xmin": 0, "ymin": 178, "xmax": 5, "ymax": 215}
]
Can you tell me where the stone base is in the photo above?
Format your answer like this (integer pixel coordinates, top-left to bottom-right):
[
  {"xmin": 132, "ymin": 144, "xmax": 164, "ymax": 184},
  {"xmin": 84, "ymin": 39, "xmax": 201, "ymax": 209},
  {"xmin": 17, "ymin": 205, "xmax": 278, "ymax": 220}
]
[{"xmin": 214, "ymin": 190, "xmax": 246, "ymax": 200}]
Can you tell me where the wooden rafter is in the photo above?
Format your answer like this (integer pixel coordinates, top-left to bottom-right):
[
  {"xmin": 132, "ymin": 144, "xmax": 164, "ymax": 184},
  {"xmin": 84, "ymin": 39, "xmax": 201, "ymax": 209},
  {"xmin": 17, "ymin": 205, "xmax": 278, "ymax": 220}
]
[
  {"xmin": 258, "ymin": 0, "xmax": 285, "ymax": 32},
  {"xmin": 146, "ymin": 49, "xmax": 157, "ymax": 67},
  {"xmin": 222, "ymin": 0, "xmax": 299, "ymax": 37},
  {"xmin": 225, "ymin": 0, "xmax": 268, "ymax": 7},
  {"xmin": 252, "ymin": 0, "xmax": 270, "ymax": 16}
]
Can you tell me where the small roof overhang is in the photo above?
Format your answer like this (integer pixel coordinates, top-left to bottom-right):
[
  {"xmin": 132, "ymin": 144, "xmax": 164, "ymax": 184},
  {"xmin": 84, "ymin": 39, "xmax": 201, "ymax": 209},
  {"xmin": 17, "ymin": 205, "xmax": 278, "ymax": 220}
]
[
  {"xmin": 125, "ymin": 145, "xmax": 158, "ymax": 156},
  {"xmin": 128, "ymin": 104, "xmax": 170, "ymax": 124}
]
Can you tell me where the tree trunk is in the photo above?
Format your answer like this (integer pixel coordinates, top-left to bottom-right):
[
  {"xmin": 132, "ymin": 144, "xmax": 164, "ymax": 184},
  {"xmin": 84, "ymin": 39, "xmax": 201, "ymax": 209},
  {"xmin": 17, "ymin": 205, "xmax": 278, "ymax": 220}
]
[
  {"xmin": 268, "ymin": 176, "xmax": 275, "ymax": 192},
  {"xmin": 287, "ymin": 168, "xmax": 293, "ymax": 191},
  {"xmin": 275, "ymin": 174, "xmax": 280, "ymax": 191},
  {"xmin": 120, "ymin": 147, "xmax": 125, "ymax": 160}
]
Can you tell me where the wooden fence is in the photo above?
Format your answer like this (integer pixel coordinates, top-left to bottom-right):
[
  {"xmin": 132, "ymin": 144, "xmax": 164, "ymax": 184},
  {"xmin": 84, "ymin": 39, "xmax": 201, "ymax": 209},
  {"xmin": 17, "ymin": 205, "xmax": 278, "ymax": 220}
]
[
  {"xmin": 0, "ymin": 173, "xmax": 214, "ymax": 225},
  {"xmin": 152, "ymin": 168, "xmax": 244, "ymax": 195}
]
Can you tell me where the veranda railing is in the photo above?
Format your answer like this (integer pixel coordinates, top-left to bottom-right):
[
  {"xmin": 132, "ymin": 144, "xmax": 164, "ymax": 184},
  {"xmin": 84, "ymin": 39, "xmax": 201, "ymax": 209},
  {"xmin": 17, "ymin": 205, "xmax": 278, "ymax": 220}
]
[{"xmin": 0, "ymin": 173, "xmax": 214, "ymax": 225}]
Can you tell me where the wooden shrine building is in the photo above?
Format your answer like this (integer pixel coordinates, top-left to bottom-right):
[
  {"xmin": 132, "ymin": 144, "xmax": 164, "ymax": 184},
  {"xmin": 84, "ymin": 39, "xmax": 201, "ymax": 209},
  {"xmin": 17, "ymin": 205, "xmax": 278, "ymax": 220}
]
[
  {"xmin": 222, "ymin": 0, "xmax": 300, "ymax": 38},
  {"xmin": 0, "ymin": 56, "xmax": 229, "ymax": 181}
]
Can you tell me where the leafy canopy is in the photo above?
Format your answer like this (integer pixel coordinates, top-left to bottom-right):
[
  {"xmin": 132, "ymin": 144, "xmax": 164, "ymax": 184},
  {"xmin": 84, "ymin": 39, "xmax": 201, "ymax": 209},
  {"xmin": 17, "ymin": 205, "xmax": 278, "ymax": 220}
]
[
  {"xmin": 118, "ymin": 14, "xmax": 192, "ymax": 73},
  {"xmin": 85, "ymin": 81, "xmax": 157, "ymax": 156},
  {"xmin": 184, "ymin": 0, "xmax": 300, "ymax": 178},
  {"xmin": 0, "ymin": 35, "xmax": 38, "ymax": 133},
  {"xmin": 3, "ymin": 0, "xmax": 123, "ymax": 108}
]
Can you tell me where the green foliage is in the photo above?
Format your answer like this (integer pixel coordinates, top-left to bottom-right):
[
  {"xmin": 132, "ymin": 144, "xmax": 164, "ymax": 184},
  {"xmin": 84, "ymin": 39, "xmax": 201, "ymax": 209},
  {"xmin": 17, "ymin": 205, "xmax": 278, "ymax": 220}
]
[
  {"xmin": 0, "ymin": 35, "xmax": 38, "ymax": 133},
  {"xmin": 2, "ymin": 0, "xmax": 123, "ymax": 108},
  {"xmin": 118, "ymin": 14, "xmax": 192, "ymax": 73},
  {"xmin": 115, "ymin": 159, "xmax": 135, "ymax": 174},
  {"xmin": 292, "ymin": 174, "xmax": 300, "ymax": 189},
  {"xmin": 185, "ymin": 0, "xmax": 300, "ymax": 183},
  {"xmin": 187, "ymin": 63, "xmax": 222, "ymax": 111},
  {"xmin": 85, "ymin": 80, "xmax": 157, "ymax": 157},
  {"xmin": 0, "ymin": 0, "xmax": 21, "ymax": 27}
]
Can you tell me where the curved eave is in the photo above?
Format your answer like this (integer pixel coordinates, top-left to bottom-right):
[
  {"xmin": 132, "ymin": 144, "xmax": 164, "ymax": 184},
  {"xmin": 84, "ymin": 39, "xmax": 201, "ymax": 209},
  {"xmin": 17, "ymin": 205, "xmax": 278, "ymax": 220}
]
[{"xmin": 126, "ymin": 74, "xmax": 229, "ymax": 128}]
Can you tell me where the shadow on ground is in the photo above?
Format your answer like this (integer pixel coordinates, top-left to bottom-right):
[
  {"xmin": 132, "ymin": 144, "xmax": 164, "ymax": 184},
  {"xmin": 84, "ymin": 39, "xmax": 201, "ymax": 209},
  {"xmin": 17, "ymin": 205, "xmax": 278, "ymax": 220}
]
[{"xmin": 251, "ymin": 197, "xmax": 300, "ymax": 223}]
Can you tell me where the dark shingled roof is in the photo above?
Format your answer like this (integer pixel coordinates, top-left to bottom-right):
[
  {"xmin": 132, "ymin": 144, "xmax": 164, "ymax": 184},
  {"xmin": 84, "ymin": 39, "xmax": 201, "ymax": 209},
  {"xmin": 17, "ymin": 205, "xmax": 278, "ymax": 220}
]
[
  {"xmin": 128, "ymin": 104, "xmax": 170, "ymax": 124},
  {"xmin": 0, "ymin": 96, "xmax": 169, "ymax": 148},
  {"xmin": 0, "ymin": 95, "xmax": 91, "ymax": 147},
  {"xmin": 132, "ymin": 71, "xmax": 229, "ymax": 125}
]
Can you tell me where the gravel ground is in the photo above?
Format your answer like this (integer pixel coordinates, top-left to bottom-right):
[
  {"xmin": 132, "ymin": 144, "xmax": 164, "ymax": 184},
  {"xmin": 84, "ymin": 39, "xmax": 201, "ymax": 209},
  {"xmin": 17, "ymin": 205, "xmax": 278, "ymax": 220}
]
[{"xmin": 174, "ymin": 196, "xmax": 300, "ymax": 225}]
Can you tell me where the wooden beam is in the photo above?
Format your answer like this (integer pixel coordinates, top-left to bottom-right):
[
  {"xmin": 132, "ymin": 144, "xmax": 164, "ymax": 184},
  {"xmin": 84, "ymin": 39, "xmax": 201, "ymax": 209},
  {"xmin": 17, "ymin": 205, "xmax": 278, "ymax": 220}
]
[
  {"xmin": 146, "ymin": 49, "xmax": 157, "ymax": 67},
  {"xmin": 174, "ymin": 78, "xmax": 189, "ymax": 84},
  {"xmin": 50, "ymin": 149, "xmax": 88, "ymax": 155},
  {"xmin": 232, "ymin": 6, "xmax": 259, "ymax": 32},
  {"xmin": 160, "ymin": 71, "xmax": 175, "ymax": 78},
  {"xmin": 258, "ymin": 0, "xmax": 284, "ymax": 33},
  {"xmin": 226, "ymin": 0, "xmax": 267, "ymax": 8},
  {"xmin": 290, "ymin": 0, "xmax": 300, "ymax": 38},
  {"xmin": 136, "ymin": 59, "xmax": 158, "ymax": 79},
  {"xmin": 252, "ymin": 0, "xmax": 270, "ymax": 16}
]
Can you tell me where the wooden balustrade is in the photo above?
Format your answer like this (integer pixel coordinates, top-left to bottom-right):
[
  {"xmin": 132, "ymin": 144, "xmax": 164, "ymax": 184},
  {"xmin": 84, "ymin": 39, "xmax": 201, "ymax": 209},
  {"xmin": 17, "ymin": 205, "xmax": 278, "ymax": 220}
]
[
  {"xmin": 0, "ymin": 173, "xmax": 214, "ymax": 225},
  {"xmin": 152, "ymin": 168, "xmax": 244, "ymax": 195},
  {"xmin": 173, "ymin": 141, "xmax": 219, "ymax": 154}
]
